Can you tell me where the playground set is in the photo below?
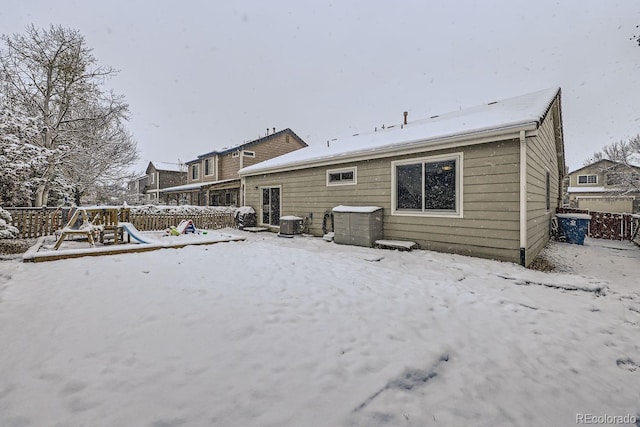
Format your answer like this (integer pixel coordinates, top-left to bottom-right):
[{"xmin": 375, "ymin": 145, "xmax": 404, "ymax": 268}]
[{"xmin": 23, "ymin": 207, "xmax": 244, "ymax": 262}]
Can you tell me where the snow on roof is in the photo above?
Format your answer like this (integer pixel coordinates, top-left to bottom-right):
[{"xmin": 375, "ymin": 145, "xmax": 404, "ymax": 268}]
[
  {"xmin": 192, "ymin": 128, "xmax": 306, "ymax": 161},
  {"xmin": 159, "ymin": 183, "xmax": 204, "ymax": 193},
  {"xmin": 149, "ymin": 161, "xmax": 185, "ymax": 173},
  {"xmin": 567, "ymin": 186, "xmax": 618, "ymax": 193},
  {"xmin": 239, "ymin": 88, "xmax": 560, "ymax": 176}
]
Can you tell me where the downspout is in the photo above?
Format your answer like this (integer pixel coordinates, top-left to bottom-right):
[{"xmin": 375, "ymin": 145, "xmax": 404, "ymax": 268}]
[
  {"xmin": 519, "ymin": 130, "xmax": 527, "ymax": 266},
  {"xmin": 240, "ymin": 176, "xmax": 245, "ymax": 206}
]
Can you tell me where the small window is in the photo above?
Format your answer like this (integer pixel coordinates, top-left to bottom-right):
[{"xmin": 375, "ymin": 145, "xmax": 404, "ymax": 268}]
[
  {"xmin": 326, "ymin": 167, "xmax": 357, "ymax": 186},
  {"xmin": 191, "ymin": 164, "xmax": 200, "ymax": 180},
  {"xmin": 204, "ymin": 158, "xmax": 214, "ymax": 176},
  {"xmin": 243, "ymin": 151, "xmax": 255, "ymax": 158},
  {"xmin": 232, "ymin": 151, "xmax": 239, "ymax": 158},
  {"xmin": 546, "ymin": 171, "xmax": 551, "ymax": 211},
  {"xmin": 577, "ymin": 174, "xmax": 597, "ymax": 184},
  {"xmin": 392, "ymin": 153, "xmax": 462, "ymax": 217}
]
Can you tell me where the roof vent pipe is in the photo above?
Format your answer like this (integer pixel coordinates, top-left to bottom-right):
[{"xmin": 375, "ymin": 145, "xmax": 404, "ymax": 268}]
[
  {"xmin": 273, "ymin": 127, "xmax": 275, "ymax": 134},
  {"xmin": 403, "ymin": 111, "xmax": 408, "ymax": 125}
]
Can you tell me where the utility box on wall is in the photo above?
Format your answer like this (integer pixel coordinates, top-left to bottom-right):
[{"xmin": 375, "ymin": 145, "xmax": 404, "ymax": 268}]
[{"xmin": 332, "ymin": 205, "xmax": 383, "ymax": 247}]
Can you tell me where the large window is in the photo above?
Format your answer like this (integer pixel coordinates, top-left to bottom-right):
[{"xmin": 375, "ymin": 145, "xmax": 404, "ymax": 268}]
[
  {"xmin": 326, "ymin": 167, "xmax": 357, "ymax": 186},
  {"xmin": 392, "ymin": 153, "xmax": 462, "ymax": 217},
  {"xmin": 191, "ymin": 164, "xmax": 200, "ymax": 180},
  {"xmin": 204, "ymin": 158, "xmax": 214, "ymax": 176},
  {"xmin": 577, "ymin": 174, "xmax": 597, "ymax": 184}
]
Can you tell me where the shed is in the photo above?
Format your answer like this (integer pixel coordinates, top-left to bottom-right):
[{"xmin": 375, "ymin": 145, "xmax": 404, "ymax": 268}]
[{"xmin": 332, "ymin": 206, "xmax": 383, "ymax": 247}]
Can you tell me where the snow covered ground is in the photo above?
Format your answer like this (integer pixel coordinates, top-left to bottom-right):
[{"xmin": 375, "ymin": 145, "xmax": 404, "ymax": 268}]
[{"xmin": 0, "ymin": 232, "xmax": 638, "ymax": 427}]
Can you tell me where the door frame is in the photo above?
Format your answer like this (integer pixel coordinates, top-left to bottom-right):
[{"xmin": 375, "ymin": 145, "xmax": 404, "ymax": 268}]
[{"xmin": 259, "ymin": 185, "xmax": 282, "ymax": 227}]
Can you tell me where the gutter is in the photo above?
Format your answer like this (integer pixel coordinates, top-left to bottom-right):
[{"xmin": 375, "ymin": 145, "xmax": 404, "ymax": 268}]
[{"xmin": 519, "ymin": 130, "xmax": 527, "ymax": 266}]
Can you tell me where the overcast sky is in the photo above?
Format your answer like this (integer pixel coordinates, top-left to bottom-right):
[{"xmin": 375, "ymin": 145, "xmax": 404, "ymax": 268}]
[{"xmin": 1, "ymin": 1, "xmax": 639, "ymax": 173}]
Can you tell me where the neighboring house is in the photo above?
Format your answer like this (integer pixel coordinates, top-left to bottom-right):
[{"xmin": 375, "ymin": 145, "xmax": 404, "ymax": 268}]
[
  {"xmin": 161, "ymin": 128, "xmax": 307, "ymax": 206},
  {"xmin": 566, "ymin": 159, "xmax": 640, "ymax": 213},
  {"xmin": 126, "ymin": 161, "xmax": 187, "ymax": 204},
  {"xmin": 239, "ymin": 88, "xmax": 565, "ymax": 267},
  {"xmin": 126, "ymin": 174, "xmax": 148, "ymax": 204}
]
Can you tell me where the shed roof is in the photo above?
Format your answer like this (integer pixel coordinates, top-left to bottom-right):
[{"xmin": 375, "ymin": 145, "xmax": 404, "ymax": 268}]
[{"xmin": 239, "ymin": 88, "xmax": 561, "ymax": 176}]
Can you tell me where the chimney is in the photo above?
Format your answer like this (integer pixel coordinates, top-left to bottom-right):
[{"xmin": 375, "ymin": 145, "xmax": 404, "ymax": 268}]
[
  {"xmin": 403, "ymin": 111, "xmax": 408, "ymax": 125},
  {"xmin": 272, "ymin": 127, "xmax": 275, "ymax": 134},
  {"xmin": 266, "ymin": 128, "xmax": 269, "ymax": 136}
]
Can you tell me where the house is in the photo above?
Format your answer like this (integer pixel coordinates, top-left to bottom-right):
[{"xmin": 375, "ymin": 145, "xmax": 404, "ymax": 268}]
[
  {"xmin": 566, "ymin": 159, "xmax": 640, "ymax": 213},
  {"xmin": 161, "ymin": 128, "xmax": 307, "ymax": 206},
  {"xmin": 126, "ymin": 174, "xmax": 148, "ymax": 204},
  {"xmin": 126, "ymin": 161, "xmax": 187, "ymax": 204},
  {"xmin": 239, "ymin": 88, "xmax": 565, "ymax": 267}
]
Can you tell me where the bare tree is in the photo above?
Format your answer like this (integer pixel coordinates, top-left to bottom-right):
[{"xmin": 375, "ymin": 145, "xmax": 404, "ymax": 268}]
[
  {"xmin": 585, "ymin": 135, "xmax": 640, "ymax": 194},
  {"xmin": 0, "ymin": 25, "xmax": 138, "ymax": 206}
]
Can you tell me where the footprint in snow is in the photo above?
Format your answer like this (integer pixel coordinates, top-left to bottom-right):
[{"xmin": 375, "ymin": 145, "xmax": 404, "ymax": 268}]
[{"xmin": 616, "ymin": 357, "xmax": 638, "ymax": 372}]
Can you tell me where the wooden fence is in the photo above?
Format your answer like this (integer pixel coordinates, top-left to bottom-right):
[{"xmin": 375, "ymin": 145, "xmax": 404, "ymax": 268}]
[
  {"xmin": 556, "ymin": 207, "xmax": 640, "ymax": 241},
  {"xmin": 5, "ymin": 207, "xmax": 238, "ymax": 238},
  {"xmin": 129, "ymin": 213, "xmax": 237, "ymax": 232}
]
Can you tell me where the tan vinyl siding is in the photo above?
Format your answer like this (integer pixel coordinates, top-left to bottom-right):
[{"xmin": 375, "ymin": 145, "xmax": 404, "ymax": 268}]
[
  {"xmin": 218, "ymin": 154, "xmax": 241, "ymax": 180},
  {"xmin": 526, "ymin": 100, "xmax": 561, "ymax": 265},
  {"xmin": 217, "ymin": 132, "xmax": 306, "ymax": 181},
  {"xmin": 244, "ymin": 133, "xmax": 306, "ymax": 169},
  {"xmin": 245, "ymin": 139, "xmax": 523, "ymax": 263}
]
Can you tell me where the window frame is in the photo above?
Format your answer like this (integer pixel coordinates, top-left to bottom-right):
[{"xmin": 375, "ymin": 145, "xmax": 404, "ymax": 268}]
[
  {"xmin": 577, "ymin": 174, "xmax": 597, "ymax": 185},
  {"xmin": 391, "ymin": 152, "xmax": 463, "ymax": 218},
  {"xmin": 191, "ymin": 164, "xmax": 200, "ymax": 181},
  {"xmin": 232, "ymin": 151, "xmax": 239, "ymax": 158},
  {"xmin": 326, "ymin": 166, "xmax": 357, "ymax": 186},
  {"xmin": 204, "ymin": 158, "xmax": 214, "ymax": 176},
  {"xmin": 243, "ymin": 150, "xmax": 256, "ymax": 158},
  {"xmin": 545, "ymin": 170, "xmax": 551, "ymax": 212}
]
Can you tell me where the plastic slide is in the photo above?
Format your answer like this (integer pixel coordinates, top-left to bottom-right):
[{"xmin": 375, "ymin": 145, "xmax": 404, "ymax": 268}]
[
  {"xmin": 176, "ymin": 219, "xmax": 196, "ymax": 234},
  {"xmin": 119, "ymin": 222, "xmax": 156, "ymax": 244}
]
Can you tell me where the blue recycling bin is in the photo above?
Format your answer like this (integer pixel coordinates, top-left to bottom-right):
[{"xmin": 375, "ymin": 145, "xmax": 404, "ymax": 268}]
[{"xmin": 556, "ymin": 213, "xmax": 591, "ymax": 245}]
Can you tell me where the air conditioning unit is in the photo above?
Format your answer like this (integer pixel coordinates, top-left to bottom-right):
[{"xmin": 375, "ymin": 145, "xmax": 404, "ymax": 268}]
[{"xmin": 279, "ymin": 215, "xmax": 303, "ymax": 236}]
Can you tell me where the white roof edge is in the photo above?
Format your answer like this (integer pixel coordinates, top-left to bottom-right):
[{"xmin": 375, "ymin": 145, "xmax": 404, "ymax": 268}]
[
  {"xmin": 240, "ymin": 122, "xmax": 537, "ymax": 176},
  {"xmin": 159, "ymin": 183, "xmax": 204, "ymax": 193}
]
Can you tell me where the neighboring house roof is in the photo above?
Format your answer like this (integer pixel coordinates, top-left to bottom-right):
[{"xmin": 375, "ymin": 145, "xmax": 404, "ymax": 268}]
[
  {"xmin": 186, "ymin": 128, "xmax": 307, "ymax": 164},
  {"xmin": 239, "ymin": 88, "xmax": 561, "ymax": 176},
  {"xmin": 145, "ymin": 161, "xmax": 186, "ymax": 174},
  {"xmin": 568, "ymin": 159, "xmax": 640, "ymax": 175},
  {"xmin": 160, "ymin": 178, "xmax": 240, "ymax": 193},
  {"xmin": 159, "ymin": 183, "xmax": 205, "ymax": 193}
]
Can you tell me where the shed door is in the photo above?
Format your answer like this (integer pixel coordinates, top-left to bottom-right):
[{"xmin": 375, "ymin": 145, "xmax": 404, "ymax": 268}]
[{"xmin": 261, "ymin": 187, "xmax": 280, "ymax": 226}]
